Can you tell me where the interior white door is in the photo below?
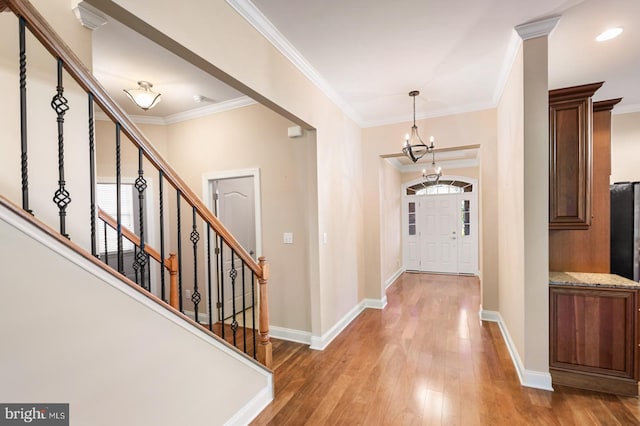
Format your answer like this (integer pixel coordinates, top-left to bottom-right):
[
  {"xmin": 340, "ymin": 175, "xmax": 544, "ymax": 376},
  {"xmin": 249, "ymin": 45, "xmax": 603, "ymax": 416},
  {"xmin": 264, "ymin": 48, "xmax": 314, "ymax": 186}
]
[
  {"xmin": 420, "ymin": 195, "xmax": 459, "ymax": 273},
  {"xmin": 212, "ymin": 176, "xmax": 256, "ymax": 320}
]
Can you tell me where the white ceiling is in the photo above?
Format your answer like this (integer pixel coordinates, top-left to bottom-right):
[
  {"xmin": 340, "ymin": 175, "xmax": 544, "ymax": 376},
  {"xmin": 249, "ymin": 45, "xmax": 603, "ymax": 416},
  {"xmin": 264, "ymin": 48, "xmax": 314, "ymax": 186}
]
[{"xmin": 90, "ymin": 0, "xmax": 639, "ymax": 145}]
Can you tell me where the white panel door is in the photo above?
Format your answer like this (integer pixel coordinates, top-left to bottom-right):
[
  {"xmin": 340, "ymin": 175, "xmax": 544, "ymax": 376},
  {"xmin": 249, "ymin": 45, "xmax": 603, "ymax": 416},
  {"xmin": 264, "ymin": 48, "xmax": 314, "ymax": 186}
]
[
  {"xmin": 212, "ymin": 176, "xmax": 256, "ymax": 320},
  {"xmin": 420, "ymin": 195, "xmax": 458, "ymax": 273}
]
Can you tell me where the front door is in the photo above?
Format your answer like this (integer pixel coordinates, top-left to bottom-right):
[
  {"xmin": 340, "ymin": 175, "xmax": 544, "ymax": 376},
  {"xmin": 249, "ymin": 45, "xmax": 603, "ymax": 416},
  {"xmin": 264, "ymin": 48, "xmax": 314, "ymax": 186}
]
[
  {"xmin": 420, "ymin": 195, "xmax": 459, "ymax": 273},
  {"xmin": 211, "ymin": 176, "xmax": 256, "ymax": 320}
]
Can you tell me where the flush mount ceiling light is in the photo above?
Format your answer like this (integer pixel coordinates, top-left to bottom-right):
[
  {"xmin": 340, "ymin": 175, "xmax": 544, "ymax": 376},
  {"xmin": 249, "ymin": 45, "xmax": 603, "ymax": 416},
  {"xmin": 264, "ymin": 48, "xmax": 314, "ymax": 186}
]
[
  {"xmin": 123, "ymin": 81, "xmax": 161, "ymax": 111},
  {"xmin": 402, "ymin": 90, "xmax": 435, "ymax": 162},
  {"xmin": 596, "ymin": 27, "xmax": 623, "ymax": 42}
]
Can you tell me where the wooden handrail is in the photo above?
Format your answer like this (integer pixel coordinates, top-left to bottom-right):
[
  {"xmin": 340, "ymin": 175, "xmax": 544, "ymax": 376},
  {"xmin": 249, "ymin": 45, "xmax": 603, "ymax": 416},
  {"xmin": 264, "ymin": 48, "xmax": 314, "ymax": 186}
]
[
  {"xmin": 3, "ymin": 0, "xmax": 263, "ymax": 279},
  {"xmin": 97, "ymin": 207, "xmax": 163, "ymax": 266},
  {"xmin": 98, "ymin": 208, "xmax": 180, "ymax": 310}
]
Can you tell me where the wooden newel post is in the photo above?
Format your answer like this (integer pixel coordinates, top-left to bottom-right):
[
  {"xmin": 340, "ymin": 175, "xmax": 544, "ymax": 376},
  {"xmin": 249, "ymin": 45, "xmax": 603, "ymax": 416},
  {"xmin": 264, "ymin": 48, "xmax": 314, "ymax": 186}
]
[
  {"xmin": 167, "ymin": 253, "xmax": 179, "ymax": 310},
  {"xmin": 257, "ymin": 256, "xmax": 272, "ymax": 368}
]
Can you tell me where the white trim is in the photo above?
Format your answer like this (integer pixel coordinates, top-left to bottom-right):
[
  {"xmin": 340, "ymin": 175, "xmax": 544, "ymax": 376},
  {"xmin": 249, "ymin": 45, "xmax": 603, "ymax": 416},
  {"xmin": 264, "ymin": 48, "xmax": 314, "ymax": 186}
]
[
  {"xmin": 224, "ymin": 384, "xmax": 274, "ymax": 426},
  {"xmin": 481, "ymin": 310, "xmax": 554, "ymax": 391},
  {"xmin": 202, "ymin": 168, "xmax": 263, "ymax": 259},
  {"xmin": 224, "ymin": 0, "xmax": 363, "ymax": 126},
  {"xmin": 515, "ymin": 16, "xmax": 561, "ymax": 41},
  {"xmin": 613, "ymin": 103, "xmax": 640, "ymax": 115},
  {"xmin": 269, "ymin": 326, "xmax": 312, "ymax": 345},
  {"xmin": 493, "ymin": 31, "xmax": 523, "ymax": 106},
  {"xmin": 363, "ymin": 297, "xmax": 387, "ymax": 310},
  {"xmin": 73, "ymin": 1, "xmax": 107, "ymax": 30},
  {"xmin": 93, "ymin": 96, "xmax": 256, "ymax": 125},
  {"xmin": 164, "ymin": 97, "xmax": 256, "ymax": 124},
  {"xmin": 310, "ymin": 301, "xmax": 367, "ymax": 350},
  {"xmin": 0, "ymin": 202, "xmax": 273, "ymax": 380},
  {"xmin": 385, "ymin": 268, "xmax": 404, "ymax": 290}
]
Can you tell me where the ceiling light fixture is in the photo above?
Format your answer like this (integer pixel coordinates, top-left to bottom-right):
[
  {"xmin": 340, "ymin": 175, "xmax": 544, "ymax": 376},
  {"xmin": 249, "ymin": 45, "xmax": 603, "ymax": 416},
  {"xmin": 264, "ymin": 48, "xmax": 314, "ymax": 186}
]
[
  {"xmin": 422, "ymin": 150, "xmax": 442, "ymax": 185},
  {"xmin": 402, "ymin": 90, "xmax": 435, "ymax": 162},
  {"xmin": 123, "ymin": 81, "xmax": 161, "ymax": 111},
  {"xmin": 596, "ymin": 27, "xmax": 623, "ymax": 42}
]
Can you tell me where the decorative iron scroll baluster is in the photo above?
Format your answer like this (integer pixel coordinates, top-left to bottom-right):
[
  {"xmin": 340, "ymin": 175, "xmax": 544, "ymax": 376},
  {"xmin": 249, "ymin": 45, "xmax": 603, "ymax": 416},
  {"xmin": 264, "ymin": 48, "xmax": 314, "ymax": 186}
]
[
  {"xmin": 51, "ymin": 58, "xmax": 70, "ymax": 238},
  {"xmin": 132, "ymin": 246, "xmax": 139, "ymax": 284},
  {"xmin": 88, "ymin": 93, "xmax": 97, "ymax": 256},
  {"xmin": 103, "ymin": 221, "xmax": 108, "ymax": 265},
  {"xmin": 207, "ymin": 223, "xmax": 213, "ymax": 331},
  {"xmin": 230, "ymin": 250, "xmax": 238, "ymax": 346},
  {"xmin": 219, "ymin": 237, "xmax": 225, "ymax": 339},
  {"xmin": 190, "ymin": 207, "xmax": 201, "ymax": 322},
  {"xmin": 252, "ymin": 270, "xmax": 256, "ymax": 359},
  {"xmin": 134, "ymin": 148, "xmax": 148, "ymax": 289},
  {"xmin": 19, "ymin": 17, "xmax": 32, "ymax": 215},
  {"xmin": 159, "ymin": 170, "xmax": 166, "ymax": 302},
  {"xmin": 177, "ymin": 191, "xmax": 183, "ymax": 311},
  {"xmin": 115, "ymin": 124, "xmax": 123, "ymax": 274}
]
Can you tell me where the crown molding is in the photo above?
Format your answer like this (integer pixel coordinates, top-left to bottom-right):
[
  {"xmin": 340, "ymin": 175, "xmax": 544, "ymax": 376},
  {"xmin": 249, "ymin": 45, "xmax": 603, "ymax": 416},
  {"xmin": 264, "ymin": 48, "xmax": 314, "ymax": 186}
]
[
  {"xmin": 515, "ymin": 15, "xmax": 561, "ymax": 41},
  {"xmin": 225, "ymin": 0, "xmax": 364, "ymax": 126},
  {"xmin": 164, "ymin": 96, "xmax": 256, "ymax": 124},
  {"xmin": 612, "ymin": 102, "xmax": 640, "ymax": 115},
  {"xmin": 94, "ymin": 96, "xmax": 256, "ymax": 125},
  {"xmin": 492, "ymin": 30, "xmax": 523, "ymax": 106},
  {"xmin": 72, "ymin": 1, "xmax": 107, "ymax": 30}
]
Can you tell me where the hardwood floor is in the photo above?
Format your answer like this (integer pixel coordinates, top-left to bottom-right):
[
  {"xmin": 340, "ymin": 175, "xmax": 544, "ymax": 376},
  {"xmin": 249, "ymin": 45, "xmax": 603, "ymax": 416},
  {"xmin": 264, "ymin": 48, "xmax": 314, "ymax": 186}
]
[{"xmin": 251, "ymin": 273, "xmax": 640, "ymax": 425}]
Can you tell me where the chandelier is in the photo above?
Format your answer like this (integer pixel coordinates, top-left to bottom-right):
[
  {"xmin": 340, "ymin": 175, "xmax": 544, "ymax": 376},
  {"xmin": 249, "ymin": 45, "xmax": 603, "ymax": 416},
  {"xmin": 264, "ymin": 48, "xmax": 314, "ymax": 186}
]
[
  {"xmin": 402, "ymin": 90, "xmax": 434, "ymax": 162},
  {"xmin": 422, "ymin": 150, "xmax": 442, "ymax": 184},
  {"xmin": 123, "ymin": 81, "xmax": 162, "ymax": 111}
]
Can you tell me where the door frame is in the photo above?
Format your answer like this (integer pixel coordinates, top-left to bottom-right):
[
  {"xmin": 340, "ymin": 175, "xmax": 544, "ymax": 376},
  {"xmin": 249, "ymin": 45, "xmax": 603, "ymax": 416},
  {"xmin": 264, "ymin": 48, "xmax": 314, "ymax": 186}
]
[
  {"xmin": 401, "ymin": 175, "xmax": 478, "ymax": 275},
  {"xmin": 202, "ymin": 168, "xmax": 263, "ymax": 322}
]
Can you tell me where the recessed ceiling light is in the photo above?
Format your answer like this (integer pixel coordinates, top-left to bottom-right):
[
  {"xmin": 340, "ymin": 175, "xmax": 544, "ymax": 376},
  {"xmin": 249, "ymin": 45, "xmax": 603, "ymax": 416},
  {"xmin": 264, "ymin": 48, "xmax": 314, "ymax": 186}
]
[{"xmin": 596, "ymin": 27, "xmax": 623, "ymax": 42}]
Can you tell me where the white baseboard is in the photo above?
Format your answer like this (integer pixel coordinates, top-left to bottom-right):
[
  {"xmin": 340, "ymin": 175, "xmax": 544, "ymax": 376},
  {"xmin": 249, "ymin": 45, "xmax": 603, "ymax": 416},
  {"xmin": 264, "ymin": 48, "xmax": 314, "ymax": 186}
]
[
  {"xmin": 481, "ymin": 310, "xmax": 553, "ymax": 391},
  {"xmin": 385, "ymin": 268, "xmax": 404, "ymax": 290},
  {"xmin": 269, "ymin": 326, "xmax": 312, "ymax": 345},
  {"xmin": 310, "ymin": 301, "xmax": 367, "ymax": 351},
  {"xmin": 363, "ymin": 297, "xmax": 387, "ymax": 310},
  {"xmin": 224, "ymin": 381, "xmax": 273, "ymax": 426}
]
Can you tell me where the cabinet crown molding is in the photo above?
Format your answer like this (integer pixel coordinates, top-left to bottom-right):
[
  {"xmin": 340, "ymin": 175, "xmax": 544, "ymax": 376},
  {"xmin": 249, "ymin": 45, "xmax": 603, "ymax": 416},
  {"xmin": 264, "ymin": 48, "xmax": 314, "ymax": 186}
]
[{"xmin": 549, "ymin": 82, "xmax": 604, "ymax": 103}]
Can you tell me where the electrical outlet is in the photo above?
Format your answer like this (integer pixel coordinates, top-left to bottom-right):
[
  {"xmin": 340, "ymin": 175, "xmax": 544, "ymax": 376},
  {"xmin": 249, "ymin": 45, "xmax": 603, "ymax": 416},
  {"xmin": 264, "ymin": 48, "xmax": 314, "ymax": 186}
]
[
  {"xmin": 186, "ymin": 289, "xmax": 191, "ymax": 299},
  {"xmin": 283, "ymin": 232, "xmax": 294, "ymax": 244}
]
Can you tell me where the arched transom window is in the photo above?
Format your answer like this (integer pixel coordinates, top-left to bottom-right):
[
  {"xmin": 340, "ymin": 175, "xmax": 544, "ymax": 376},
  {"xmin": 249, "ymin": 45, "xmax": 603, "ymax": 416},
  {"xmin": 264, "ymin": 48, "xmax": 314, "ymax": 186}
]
[{"xmin": 406, "ymin": 179, "xmax": 473, "ymax": 196}]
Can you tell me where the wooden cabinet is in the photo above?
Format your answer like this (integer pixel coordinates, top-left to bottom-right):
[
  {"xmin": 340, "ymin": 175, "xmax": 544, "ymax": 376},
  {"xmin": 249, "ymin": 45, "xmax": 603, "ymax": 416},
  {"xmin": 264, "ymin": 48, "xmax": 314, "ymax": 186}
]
[
  {"xmin": 550, "ymin": 284, "xmax": 639, "ymax": 396},
  {"xmin": 548, "ymin": 98, "xmax": 622, "ymax": 272},
  {"xmin": 548, "ymin": 82, "xmax": 603, "ymax": 229}
]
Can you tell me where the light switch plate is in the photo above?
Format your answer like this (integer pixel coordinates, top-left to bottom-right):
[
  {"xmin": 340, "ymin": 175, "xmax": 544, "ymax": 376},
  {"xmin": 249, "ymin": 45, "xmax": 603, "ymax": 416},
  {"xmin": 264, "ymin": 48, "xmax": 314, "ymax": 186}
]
[{"xmin": 283, "ymin": 232, "xmax": 293, "ymax": 244}]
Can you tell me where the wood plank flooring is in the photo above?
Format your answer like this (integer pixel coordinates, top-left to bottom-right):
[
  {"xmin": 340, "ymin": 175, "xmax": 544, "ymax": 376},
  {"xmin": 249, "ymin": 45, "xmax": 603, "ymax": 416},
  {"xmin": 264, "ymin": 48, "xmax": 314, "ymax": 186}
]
[{"xmin": 251, "ymin": 273, "xmax": 640, "ymax": 425}]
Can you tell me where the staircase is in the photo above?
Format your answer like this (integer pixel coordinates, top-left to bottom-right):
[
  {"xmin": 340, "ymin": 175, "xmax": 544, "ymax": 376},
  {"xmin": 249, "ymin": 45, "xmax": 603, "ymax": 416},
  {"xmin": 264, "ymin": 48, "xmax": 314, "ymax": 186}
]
[{"xmin": 0, "ymin": 0, "xmax": 273, "ymax": 423}]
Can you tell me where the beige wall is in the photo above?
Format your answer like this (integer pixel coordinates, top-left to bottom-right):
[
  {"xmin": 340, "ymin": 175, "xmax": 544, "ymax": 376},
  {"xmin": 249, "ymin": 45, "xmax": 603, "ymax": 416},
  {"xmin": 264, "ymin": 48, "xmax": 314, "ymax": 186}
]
[
  {"xmin": 164, "ymin": 104, "xmax": 313, "ymax": 332},
  {"xmin": 0, "ymin": 0, "xmax": 94, "ymax": 251},
  {"xmin": 106, "ymin": 0, "xmax": 364, "ymax": 338},
  {"xmin": 497, "ymin": 45, "xmax": 525, "ymax": 357},
  {"xmin": 380, "ymin": 159, "xmax": 403, "ymax": 284},
  {"xmin": 611, "ymin": 112, "xmax": 640, "ymax": 183},
  {"xmin": 0, "ymin": 214, "xmax": 270, "ymax": 425}
]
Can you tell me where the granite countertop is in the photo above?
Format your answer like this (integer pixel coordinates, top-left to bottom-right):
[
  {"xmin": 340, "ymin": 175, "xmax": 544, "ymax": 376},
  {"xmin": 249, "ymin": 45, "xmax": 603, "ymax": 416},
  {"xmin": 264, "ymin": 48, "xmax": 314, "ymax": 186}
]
[{"xmin": 549, "ymin": 271, "xmax": 640, "ymax": 289}]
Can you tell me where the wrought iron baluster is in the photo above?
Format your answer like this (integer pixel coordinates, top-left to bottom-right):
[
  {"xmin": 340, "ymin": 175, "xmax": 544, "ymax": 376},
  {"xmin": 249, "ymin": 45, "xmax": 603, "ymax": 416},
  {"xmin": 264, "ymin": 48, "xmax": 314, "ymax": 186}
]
[
  {"xmin": 19, "ymin": 17, "xmax": 32, "ymax": 215},
  {"xmin": 252, "ymin": 270, "xmax": 256, "ymax": 359},
  {"xmin": 230, "ymin": 250, "xmax": 238, "ymax": 347},
  {"xmin": 207, "ymin": 224, "xmax": 213, "ymax": 331},
  {"xmin": 219, "ymin": 237, "xmax": 225, "ymax": 339},
  {"xmin": 177, "ymin": 191, "xmax": 183, "ymax": 311},
  {"xmin": 88, "ymin": 93, "xmax": 97, "ymax": 256},
  {"xmin": 51, "ymin": 58, "xmax": 71, "ymax": 238},
  {"xmin": 190, "ymin": 207, "xmax": 201, "ymax": 322},
  {"xmin": 242, "ymin": 262, "xmax": 247, "ymax": 353},
  {"xmin": 115, "ymin": 124, "xmax": 123, "ymax": 274},
  {"xmin": 133, "ymin": 246, "xmax": 139, "ymax": 284},
  {"xmin": 134, "ymin": 148, "xmax": 148, "ymax": 290},
  {"xmin": 103, "ymin": 221, "xmax": 108, "ymax": 266},
  {"xmin": 159, "ymin": 170, "xmax": 166, "ymax": 302}
]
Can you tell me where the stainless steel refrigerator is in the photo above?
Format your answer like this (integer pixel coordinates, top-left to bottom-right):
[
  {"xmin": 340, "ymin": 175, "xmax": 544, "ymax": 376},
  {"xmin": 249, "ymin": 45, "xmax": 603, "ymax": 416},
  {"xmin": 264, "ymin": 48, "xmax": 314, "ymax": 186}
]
[{"xmin": 610, "ymin": 182, "xmax": 640, "ymax": 281}]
